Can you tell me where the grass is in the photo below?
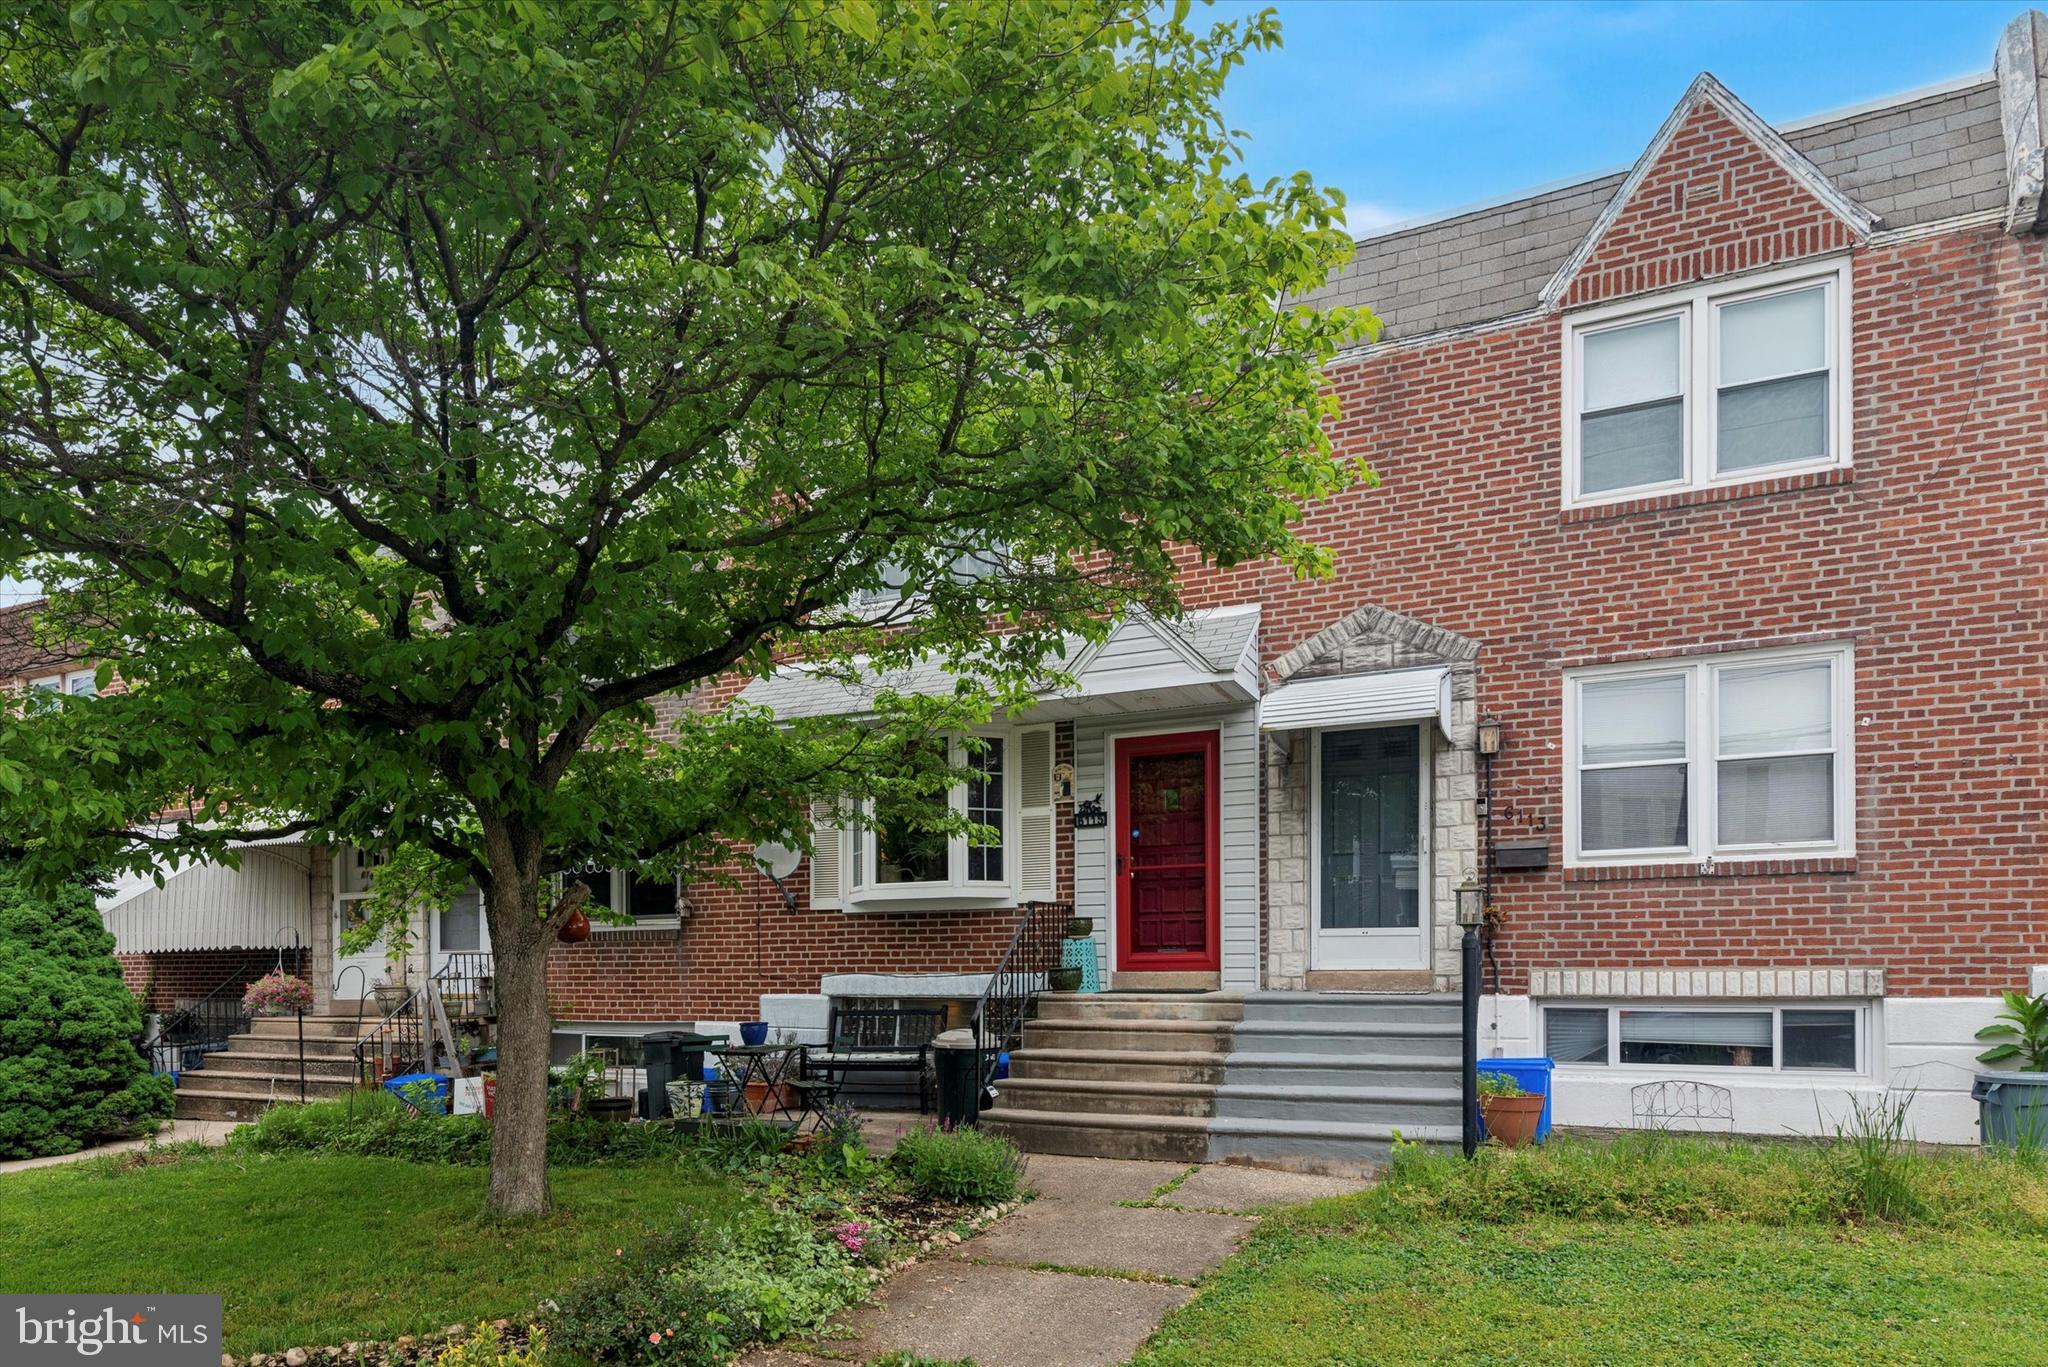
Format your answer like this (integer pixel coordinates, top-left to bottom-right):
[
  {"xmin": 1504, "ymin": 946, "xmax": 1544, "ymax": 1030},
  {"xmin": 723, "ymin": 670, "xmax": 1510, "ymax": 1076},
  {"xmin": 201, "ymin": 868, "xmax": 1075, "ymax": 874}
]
[
  {"xmin": 1, "ymin": 1150, "xmax": 749, "ymax": 1354},
  {"xmin": 1135, "ymin": 1134, "xmax": 2048, "ymax": 1366}
]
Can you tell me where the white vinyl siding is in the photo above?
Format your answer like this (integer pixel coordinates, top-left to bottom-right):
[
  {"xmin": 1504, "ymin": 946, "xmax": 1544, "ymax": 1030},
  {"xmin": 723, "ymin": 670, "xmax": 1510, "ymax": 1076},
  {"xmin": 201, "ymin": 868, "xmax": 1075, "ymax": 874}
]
[
  {"xmin": 1564, "ymin": 644, "xmax": 1852, "ymax": 866},
  {"xmin": 1563, "ymin": 261, "xmax": 1848, "ymax": 506}
]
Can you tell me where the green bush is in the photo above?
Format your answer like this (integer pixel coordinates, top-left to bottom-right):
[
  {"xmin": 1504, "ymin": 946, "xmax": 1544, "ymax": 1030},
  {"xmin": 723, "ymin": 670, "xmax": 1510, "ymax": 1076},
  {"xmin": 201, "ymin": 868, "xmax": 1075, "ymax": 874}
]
[
  {"xmin": 229, "ymin": 1093, "xmax": 712, "ymax": 1167},
  {"xmin": 0, "ymin": 869, "xmax": 172, "ymax": 1157},
  {"xmin": 891, "ymin": 1123, "xmax": 1024, "ymax": 1204},
  {"xmin": 549, "ymin": 1207, "xmax": 867, "ymax": 1365}
]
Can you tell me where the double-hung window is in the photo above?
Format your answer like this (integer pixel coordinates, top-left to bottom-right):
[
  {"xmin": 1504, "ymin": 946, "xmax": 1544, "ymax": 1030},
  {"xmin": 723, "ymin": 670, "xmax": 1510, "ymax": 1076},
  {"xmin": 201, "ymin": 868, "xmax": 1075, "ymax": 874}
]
[
  {"xmin": 27, "ymin": 668, "xmax": 97, "ymax": 703},
  {"xmin": 1565, "ymin": 644, "xmax": 1852, "ymax": 865},
  {"xmin": 1565, "ymin": 262, "xmax": 1847, "ymax": 505}
]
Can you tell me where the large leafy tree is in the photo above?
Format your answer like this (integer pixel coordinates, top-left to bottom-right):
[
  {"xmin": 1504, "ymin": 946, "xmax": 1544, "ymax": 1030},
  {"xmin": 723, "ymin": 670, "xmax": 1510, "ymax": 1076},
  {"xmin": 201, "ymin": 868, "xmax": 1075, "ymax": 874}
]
[{"xmin": 0, "ymin": 0, "xmax": 1368, "ymax": 1213}]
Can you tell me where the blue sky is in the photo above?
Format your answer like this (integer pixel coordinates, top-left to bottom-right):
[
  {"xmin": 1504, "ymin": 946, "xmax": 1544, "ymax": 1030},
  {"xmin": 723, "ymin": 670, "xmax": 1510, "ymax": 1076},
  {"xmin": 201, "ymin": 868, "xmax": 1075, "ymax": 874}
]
[{"xmin": 1216, "ymin": 0, "xmax": 2017, "ymax": 235}]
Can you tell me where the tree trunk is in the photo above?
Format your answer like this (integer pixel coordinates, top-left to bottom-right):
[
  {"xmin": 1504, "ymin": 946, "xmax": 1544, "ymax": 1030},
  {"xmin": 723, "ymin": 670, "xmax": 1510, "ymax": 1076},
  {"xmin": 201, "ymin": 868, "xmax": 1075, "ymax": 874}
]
[{"xmin": 484, "ymin": 899, "xmax": 554, "ymax": 1216}]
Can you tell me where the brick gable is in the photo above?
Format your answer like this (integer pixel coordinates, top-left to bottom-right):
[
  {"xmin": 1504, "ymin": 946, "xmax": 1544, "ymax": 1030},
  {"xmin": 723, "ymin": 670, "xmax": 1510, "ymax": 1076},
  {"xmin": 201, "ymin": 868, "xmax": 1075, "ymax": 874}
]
[{"xmin": 1554, "ymin": 83, "xmax": 1871, "ymax": 311}]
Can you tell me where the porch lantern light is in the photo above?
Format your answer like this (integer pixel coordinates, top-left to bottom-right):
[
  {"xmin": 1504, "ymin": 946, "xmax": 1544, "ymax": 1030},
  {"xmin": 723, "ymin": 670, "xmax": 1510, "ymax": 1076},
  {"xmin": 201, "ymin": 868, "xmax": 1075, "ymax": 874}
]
[
  {"xmin": 1455, "ymin": 877, "xmax": 1486, "ymax": 929},
  {"xmin": 1476, "ymin": 714, "xmax": 1503, "ymax": 757}
]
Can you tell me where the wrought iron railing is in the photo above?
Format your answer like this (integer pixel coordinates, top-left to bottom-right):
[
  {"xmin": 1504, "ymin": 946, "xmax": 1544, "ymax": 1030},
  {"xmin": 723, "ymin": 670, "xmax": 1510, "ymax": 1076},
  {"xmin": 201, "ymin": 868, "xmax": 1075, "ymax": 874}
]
[
  {"xmin": 972, "ymin": 899, "xmax": 1072, "ymax": 1095},
  {"xmin": 144, "ymin": 974, "xmax": 253, "ymax": 1075},
  {"xmin": 350, "ymin": 986, "xmax": 429, "ymax": 1115},
  {"xmin": 434, "ymin": 952, "xmax": 495, "ymax": 1025}
]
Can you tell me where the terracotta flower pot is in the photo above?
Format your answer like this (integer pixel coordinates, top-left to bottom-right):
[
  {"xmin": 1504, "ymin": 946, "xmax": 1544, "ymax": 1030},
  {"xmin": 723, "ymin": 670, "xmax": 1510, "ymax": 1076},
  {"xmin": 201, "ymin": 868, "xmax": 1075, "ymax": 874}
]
[
  {"xmin": 743, "ymin": 1079, "xmax": 796, "ymax": 1114},
  {"xmin": 1479, "ymin": 1093, "xmax": 1545, "ymax": 1148},
  {"xmin": 557, "ymin": 907, "xmax": 591, "ymax": 944}
]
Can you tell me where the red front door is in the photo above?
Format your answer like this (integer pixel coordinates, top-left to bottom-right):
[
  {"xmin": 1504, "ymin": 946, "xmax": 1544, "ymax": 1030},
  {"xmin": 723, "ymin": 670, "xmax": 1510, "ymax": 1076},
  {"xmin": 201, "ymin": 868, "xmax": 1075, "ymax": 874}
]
[{"xmin": 1115, "ymin": 730, "xmax": 1220, "ymax": 972}]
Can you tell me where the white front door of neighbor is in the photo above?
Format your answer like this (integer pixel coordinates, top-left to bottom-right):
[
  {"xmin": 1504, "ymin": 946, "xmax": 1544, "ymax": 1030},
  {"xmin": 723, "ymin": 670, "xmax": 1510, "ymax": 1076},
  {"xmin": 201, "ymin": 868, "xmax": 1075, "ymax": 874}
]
[
  {"xmin": 332, "ymin": 847, "xmax": 391, "ymax": 1001},
  {"xmin": 1311, "ymin": 723, "xmax": 1431, "ymax": 970}
]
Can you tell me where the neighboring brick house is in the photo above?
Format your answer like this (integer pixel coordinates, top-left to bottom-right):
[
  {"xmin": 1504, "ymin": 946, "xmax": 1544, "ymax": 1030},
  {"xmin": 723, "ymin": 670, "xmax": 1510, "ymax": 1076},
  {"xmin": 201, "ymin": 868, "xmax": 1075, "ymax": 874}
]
[{"xmin": 42, "ymin": 14, "xmax": 2048, "ymax": 1152}]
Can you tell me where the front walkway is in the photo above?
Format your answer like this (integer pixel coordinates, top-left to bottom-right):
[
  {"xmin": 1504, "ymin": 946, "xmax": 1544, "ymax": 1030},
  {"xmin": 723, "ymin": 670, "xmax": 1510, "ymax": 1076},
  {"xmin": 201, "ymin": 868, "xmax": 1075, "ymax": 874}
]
[
  {"xmin": 748, "ymin": 1153, "xmax": 1367, "ymax": 1367},
  {"xmin": 0, "ymin": 1118, "xmax": 239, "ymax": 1176}
]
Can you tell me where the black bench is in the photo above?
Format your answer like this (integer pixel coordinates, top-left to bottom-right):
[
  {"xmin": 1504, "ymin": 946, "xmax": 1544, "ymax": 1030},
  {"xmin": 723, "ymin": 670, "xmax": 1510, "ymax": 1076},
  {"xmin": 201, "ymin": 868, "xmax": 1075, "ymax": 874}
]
[{"xmin": 807, "ymin": 1005, "xmax": 948, "ymax": 1113}]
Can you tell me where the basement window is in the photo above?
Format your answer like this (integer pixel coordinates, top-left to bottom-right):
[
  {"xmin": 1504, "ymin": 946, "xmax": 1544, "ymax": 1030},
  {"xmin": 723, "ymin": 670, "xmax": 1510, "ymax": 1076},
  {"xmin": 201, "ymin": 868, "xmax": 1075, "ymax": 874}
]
[
  {"xmin": 1544, "ymin": 1004, "xmax": 1861, "ymax": 1072},
  {"xmin": 1563, "ymin": 261, "xmax": 1848, "ymax": 506}
]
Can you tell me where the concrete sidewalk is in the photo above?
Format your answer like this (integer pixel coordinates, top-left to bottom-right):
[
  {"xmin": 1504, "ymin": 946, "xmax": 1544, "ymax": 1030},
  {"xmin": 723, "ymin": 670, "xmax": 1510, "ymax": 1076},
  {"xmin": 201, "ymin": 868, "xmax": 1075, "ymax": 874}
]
[
  {"xmin": 0, "ymin": 1119, "xmax": 239, "ymax": 1176},
  {"xmin": 748, "ymin": 1153, "xmax": 1367, "ymax": 1367}
]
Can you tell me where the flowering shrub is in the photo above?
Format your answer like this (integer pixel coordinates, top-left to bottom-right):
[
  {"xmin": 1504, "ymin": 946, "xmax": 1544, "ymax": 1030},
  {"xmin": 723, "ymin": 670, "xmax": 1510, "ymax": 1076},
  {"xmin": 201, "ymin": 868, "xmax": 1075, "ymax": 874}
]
[
  {"xmin": 831, "ymin": 1220, "xmax": 869, "ymax": 1256},
  {"xmin": 242, "ymin": 971, "xmax": 315, "ymax": 1016}
]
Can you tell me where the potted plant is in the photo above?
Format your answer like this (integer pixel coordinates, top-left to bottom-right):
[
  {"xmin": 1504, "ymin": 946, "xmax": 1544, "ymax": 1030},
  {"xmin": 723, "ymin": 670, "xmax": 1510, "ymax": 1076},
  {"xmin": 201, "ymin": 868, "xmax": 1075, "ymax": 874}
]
[
  {"xmin": 1065, "ymin": 916, "xmax": 1093, "ymax": 939},
  {"xmin": 1048, "ymin": 965, "xmax": 1084, "ymax": 992},
  {"xmin": 1477, "ymin": 1071, "xmax": 1544, "ymax": 1148},
  {"xmin": 1973, "ymin": 988, "xmax": 2048, "ymax": 1147},
  {"xmin": 242, "ymin": 970, "xmax": 315, "ymax": 1017},
  {"xmin": 372, "ymin": 976, "xmax": 410, "ymax": 1015}
]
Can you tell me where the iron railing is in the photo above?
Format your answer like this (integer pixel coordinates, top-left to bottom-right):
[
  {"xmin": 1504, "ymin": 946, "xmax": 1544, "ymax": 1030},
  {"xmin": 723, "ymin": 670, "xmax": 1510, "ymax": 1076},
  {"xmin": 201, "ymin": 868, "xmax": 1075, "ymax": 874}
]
[
  {"xmin": 350, "ymin": 985, "xmax": 429, "ymax": 1114},
  {"xmin": 972, "ymin": 899, "xmax": 1073, "ymax": 1094},
  {"xmin": 144, "ymin": 975, "xmax": 253, "ymax": 1075}
]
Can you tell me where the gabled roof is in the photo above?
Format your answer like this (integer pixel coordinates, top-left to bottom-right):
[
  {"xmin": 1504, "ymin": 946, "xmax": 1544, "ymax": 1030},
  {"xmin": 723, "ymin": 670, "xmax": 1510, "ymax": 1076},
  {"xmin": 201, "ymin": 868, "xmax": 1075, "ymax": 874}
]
[{"xmin": 1540, "ymin": 73, "xmax": 1880, "ymax": 310}]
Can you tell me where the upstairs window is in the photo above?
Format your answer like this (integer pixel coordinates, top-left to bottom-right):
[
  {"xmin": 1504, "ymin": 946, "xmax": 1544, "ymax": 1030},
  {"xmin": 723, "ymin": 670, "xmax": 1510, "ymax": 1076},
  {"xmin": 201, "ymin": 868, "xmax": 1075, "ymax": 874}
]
[
  {"xmin": 1564, "ymin": 644, "xmax": 1853, "ymax": 866},
  {"xmin": 27, "ymin": 669, "xmax": 96, "ymax": 703},
  {"xmin": 1565, "ymin": 263, "xmax": 1846, "ymax": 505}
]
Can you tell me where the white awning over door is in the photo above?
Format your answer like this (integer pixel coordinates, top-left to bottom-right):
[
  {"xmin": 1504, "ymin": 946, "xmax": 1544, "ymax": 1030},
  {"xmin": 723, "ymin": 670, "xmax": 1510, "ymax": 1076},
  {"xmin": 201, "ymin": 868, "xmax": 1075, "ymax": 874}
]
[
  {"xmin": 98, "ymin": 841, "xmax": 314, "ymax": 954},
  {"xmin": 1258, "ymin": 666, "xmax": 1452, "ymax": 735}
]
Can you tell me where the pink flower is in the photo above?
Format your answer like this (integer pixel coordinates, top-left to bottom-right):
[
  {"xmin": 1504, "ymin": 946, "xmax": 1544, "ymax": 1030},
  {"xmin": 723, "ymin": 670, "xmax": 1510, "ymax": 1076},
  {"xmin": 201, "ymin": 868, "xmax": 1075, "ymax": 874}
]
[{"xmin": 649, "ymin": 1331, "xmax": 661, "ymax": 1343}]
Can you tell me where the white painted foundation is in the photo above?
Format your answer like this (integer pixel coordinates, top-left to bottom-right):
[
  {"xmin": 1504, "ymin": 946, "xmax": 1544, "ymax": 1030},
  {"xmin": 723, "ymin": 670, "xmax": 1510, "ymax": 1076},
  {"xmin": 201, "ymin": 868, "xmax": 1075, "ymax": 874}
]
[{"xmin": 1483, "ymin": 993, "xmax": 2009, "ymax": 1145}]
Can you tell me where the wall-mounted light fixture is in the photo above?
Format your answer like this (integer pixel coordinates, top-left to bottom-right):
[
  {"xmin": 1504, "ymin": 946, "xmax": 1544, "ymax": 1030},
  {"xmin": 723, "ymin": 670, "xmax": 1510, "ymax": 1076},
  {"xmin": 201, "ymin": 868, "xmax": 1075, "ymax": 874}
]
[
  {"xmin": 1455, "ymin": 876, "xmax": 1486, "ymax": 929},
  {"xmin": 1476, "ymin": 714, "xmax": 1503, "ymax": 757}
]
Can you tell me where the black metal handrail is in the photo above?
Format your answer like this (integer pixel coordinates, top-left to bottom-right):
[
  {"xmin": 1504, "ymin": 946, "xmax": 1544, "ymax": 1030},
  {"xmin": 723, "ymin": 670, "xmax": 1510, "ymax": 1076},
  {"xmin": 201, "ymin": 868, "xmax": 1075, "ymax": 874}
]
[
  {"xmin": 144, "ymin": 973, "xmax": 254, "ymax": 1075},
  {"xmin": 349, "ymin": 985, "xmax": 429, "ymax": 1117},
  {"xmin": 971, "ymin": 899, "xmax": 1072, "ymax": 1094}
]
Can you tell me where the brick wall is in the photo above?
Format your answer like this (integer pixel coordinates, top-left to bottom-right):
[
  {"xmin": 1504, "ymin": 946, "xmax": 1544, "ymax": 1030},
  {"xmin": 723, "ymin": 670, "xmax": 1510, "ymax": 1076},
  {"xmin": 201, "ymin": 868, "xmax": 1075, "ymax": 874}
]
[
  {"xmin": 547, "ymin": 722, "xmax": 1079, "ymax": 1021},
  {"xmin": 120, "ymin": 948, "xmax": 309, "ymax": 1012},
  {"xmin": 1559, "ymin": 93, "xmax": 1862, "ymax": 310},
  {"xmin": 1200, "ymin": 220, "xmax": 2046, "ymax": 998}
]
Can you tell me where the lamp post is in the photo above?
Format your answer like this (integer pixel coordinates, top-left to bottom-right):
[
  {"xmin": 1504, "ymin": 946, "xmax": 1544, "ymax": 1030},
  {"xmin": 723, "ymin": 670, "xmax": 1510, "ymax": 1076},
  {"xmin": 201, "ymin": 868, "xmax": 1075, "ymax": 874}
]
[{"xmin": 1457, "ymin": 876, "xmax": 1485, "ymax": 1158}]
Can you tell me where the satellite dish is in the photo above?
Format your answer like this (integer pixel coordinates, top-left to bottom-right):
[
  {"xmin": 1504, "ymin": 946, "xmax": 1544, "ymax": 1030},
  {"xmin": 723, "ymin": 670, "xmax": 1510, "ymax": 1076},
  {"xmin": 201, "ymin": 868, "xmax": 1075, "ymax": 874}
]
[{"xmin": 753, "ymin": 841, "xmax": 802, "ymax": 881}]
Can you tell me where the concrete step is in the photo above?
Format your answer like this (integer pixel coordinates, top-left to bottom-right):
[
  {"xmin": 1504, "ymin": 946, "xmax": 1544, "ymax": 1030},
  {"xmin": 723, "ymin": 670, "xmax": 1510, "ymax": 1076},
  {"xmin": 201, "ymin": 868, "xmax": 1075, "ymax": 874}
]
[
  {"xmin": 1035, "ymin": 996, "xmax": 1245, "ymax": 1024},
  {"xmin": 247, "ymin": 1016, "xmax": 362, "ymax": 1039},
  {"xmin": 1019, "ymin": 1019, "xmax": 1235, "ymax": 1053},
  {"xmin": 992, "ymin": 1076, "xmax": 1217, "ymax": 1118},
  {"xmin": 172, "ymin": 1089, "xmax": 290, "ymax": 1123},
  {"xmin": 1006, "ymin": 1049, "xmax": 1227, "ymax": 1086},
  {"xmin": 1206, "ymin": 1115, "xmax": 1460, "ymax": 1176},
  {"xmin": 979, "ymin": 1107, "xmax": 1210, "ymax": 1164},
  {"xmin": 180, "ymin": 1070, "xmax": 355, "ymax": 1100},
  {"xmin": 223, "ymin": 1032, "xmax": 358, "ymax": 1059},
  {"xmin": 1212, "ymin": 1083, "xmax": 1463, "ymax": 1126},
  {"xmin": 1227, "ymin": 1020, "xmax": 1460, "ymax": 1059},
  {"xmin": 199, "ymin": 1051, "xmax": 359, "ymax": 1079},
  {"xmin": 1240, "ymin": 993, "xmax": 1463, "ymax": 1026}
]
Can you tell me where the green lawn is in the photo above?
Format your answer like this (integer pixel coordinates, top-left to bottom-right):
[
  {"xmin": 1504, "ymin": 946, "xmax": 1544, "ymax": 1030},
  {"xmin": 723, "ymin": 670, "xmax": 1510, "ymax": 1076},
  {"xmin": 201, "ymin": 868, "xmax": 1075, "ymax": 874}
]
[
  {"xmin": 1136, "ymin": 1137, "xmax": 2048, "ymax": 1366},
  {"xmin": 2, "ymin": 1152, "xmax": 747, "ymax": 1354}
]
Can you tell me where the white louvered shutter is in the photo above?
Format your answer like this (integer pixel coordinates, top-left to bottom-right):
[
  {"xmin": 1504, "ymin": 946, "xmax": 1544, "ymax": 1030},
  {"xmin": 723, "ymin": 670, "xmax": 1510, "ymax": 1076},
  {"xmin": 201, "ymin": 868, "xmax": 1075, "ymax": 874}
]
[
  {"xmin": 1015, "ymin": 726, "xmax": 1057, "ymax": 900},
  {"xmin": 808, "ymin": 799, "xmax": 849, "ymax": 910}
]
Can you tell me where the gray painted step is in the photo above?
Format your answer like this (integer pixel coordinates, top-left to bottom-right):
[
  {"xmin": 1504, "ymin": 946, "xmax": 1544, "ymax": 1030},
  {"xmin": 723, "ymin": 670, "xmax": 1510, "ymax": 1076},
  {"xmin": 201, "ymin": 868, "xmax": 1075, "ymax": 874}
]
[
  {"xmin": 1213, "ymin": 1082, "xmax": 1462, "ymax": 1125},
  {"xmin": 180, "ymin": 1071, "xmax": 353, "ymax": 1099},
  {"xmin": 1239, "ymin": 994, "xmax": 1462, "ymax": 1025},
  {"xmin": 1036, "ymin": 997, "xmax": 1244, "ymax": 1023},
  {"xmin": 993, "ymin": 1077, "xmax": 1216, "ymax": 1118},
  {"xmin": 1206, "ymin": 1115, "xmax": 1460, "ymax": 1175},
  {"xmin": 200, "ymin": 1051, "xmax": 358, "ymax": 1078},
  {"xmin": 1228, "ymin": 1021, "xmax": 1460, "ymax": 1059},
  {"xmin": 1227, "ymin": 1053, "xmax": 1460, "ymax": 1090}
]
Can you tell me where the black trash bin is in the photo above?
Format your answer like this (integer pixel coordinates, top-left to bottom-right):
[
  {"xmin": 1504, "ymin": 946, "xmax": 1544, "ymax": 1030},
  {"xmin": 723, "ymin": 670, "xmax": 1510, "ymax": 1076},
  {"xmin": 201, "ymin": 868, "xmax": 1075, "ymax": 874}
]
[
  {"xmin": 641, "ymin": 1030, "xmax": 723, "ymax": 1120},
  {"xmin": 933, "ymin": 1028, "xmax": 983, "ymax": 1128}
]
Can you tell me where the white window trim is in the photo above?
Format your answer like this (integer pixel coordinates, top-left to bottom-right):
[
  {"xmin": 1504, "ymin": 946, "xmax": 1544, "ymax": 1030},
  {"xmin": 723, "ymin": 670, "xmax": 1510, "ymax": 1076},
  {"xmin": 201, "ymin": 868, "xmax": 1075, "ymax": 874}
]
[
  {"xmin": 590, "ymin": 868, "xmax": 682, "ymax": 932},
  {"xmin": 1541, "ymin": 1000, "xmax": 1869, "ymax": 1077},
  {"xmin": 28, "ymin": 668, "xmax": 97, "ymax": 696},
  {"xmin": 1561, "ymin": 642, "xmax": 1855, "ymax": 868},
  {"xmin": 847, "ymin": 729, "xmax": 1021, "ymax": 909},
  {"xmin": 1560, "ymin": 258, "xmax": 1852, "ymax": 509}
]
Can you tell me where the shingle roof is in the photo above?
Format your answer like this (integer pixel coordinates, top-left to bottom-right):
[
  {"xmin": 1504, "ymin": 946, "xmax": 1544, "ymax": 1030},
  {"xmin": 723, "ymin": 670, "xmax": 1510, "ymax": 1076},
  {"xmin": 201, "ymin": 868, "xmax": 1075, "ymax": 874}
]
[{"xmin": 1303, "ymin": 75, "xmax": 2005, "ymax": 342}]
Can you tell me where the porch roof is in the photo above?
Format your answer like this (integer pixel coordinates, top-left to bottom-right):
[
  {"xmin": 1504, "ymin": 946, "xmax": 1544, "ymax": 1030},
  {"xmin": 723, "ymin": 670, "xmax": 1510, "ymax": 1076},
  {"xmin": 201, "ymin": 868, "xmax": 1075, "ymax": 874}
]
[
  {"xmin": 99, "ymin": 836, "xmax": 314, "ymax": 955},
  {"xmin": 734, "ymin": 603, "xmax": 1262, "ymax": 723},
  {"xmin": 1257, "ymin": 665, "xmax": 1452, "ymax": 736}
]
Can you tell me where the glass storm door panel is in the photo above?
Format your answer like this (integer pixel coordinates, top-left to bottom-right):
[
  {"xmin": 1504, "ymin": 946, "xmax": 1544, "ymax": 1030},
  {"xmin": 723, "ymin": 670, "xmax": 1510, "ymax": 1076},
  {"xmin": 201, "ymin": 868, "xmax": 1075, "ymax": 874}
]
[
  {"xmin": 1314, "ymin": 725, "xmax": 1429, "ymax": 970},
  {"xmin": 1115, "ymin": 730, "xmax": 1220, "ymax": 972}
]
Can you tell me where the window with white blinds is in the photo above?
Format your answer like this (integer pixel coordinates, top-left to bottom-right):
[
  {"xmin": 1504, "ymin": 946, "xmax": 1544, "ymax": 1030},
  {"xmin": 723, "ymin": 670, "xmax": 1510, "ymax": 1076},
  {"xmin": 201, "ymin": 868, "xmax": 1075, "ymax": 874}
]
[
  {"xmin": 1565, "ymin": 645, "xmax": 1851, "ymax": 864},
  {"xmin": 1564, "ymin": 263, "xmax": 1846, "ymax": 505},
  {"xmin": 1545, "ymin": 1004, "xmax": 1860, "ymax": 1072}
]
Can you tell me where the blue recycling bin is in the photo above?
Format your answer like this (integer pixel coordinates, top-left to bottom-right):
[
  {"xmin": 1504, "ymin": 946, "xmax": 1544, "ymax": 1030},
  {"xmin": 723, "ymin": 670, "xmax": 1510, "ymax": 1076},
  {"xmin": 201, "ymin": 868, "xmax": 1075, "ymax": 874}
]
[
  {"xmin": 1478, "ymin": 1057, "xmax": 1555, "ymax": 1142},
  {"xmin": 383, "ymin": 1072, "xmax": 451, "ymax": 1115}
]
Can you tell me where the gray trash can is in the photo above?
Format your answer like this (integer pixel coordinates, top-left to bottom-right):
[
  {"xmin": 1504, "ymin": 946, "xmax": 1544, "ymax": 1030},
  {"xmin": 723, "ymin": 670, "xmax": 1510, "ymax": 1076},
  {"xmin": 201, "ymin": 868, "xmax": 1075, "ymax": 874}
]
[
  {"xmin": 1972, "ymin": 1070, "xmax": 2048, "ymax": 1147},
  {"xmin": 933, "ymin": 1028, "xmax": 983, "ymax": 1128},
  {"xmin": 641, "ymin": 1030, "xmax": 723, "ymax": 1120}
]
